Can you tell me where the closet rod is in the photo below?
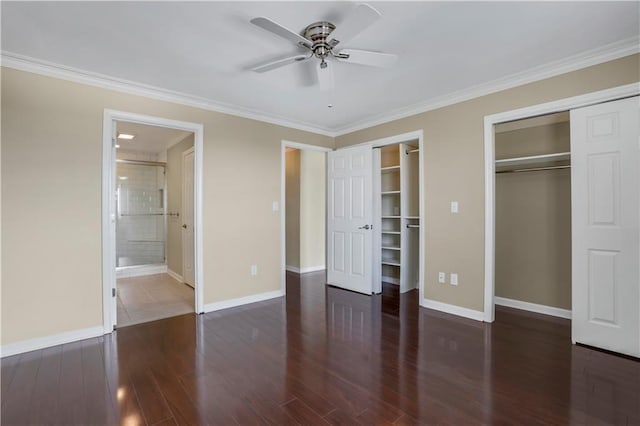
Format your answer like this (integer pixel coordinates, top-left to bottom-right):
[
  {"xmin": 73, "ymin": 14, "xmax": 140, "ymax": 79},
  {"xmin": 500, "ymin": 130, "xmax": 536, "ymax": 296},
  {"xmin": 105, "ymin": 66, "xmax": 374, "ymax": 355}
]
[
  {"xmin": 406, "ymin": 148, "xmax": 420, "ymax": 154},
  {"xmin": 406, "ymin": 224, "xmax": 420, "ymax": 229},
  {"xmin": 496, "ymin": 165, "xmax": 571, "ymax": 174},
  {"xmin": 116, "ymin": 159, "xmax": 167, "ymax": 166}
]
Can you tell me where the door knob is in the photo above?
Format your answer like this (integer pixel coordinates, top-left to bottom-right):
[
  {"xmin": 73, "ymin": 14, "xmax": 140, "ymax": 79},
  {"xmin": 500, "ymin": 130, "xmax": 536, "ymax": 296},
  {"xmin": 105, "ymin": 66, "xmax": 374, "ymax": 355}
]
[
  {"xmin": 182, "ymin": 224, "xmax": 187, "ymax": 229},
  {"xmin": 358, "ymin": 224, "xmax": 371, "ymax": 230}
]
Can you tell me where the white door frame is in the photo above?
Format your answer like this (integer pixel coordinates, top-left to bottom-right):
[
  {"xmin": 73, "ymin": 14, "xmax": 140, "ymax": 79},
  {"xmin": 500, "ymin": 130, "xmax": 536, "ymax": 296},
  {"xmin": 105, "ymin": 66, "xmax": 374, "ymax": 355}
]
[
  {"xmin": 102, "ymin": 109, "xmax": 205, "ymax": 333},
  {"xmin": 182, "ymin": 146, "xmax": 196, "ymax": 287},
  {"xmin": 280, "ymin": 140, "xmax": 333, "ymax": 295},
  {"xmin": 483, "ymin": 83, "xmax": 639, "ymax": 323},
  {"xmin": 345, "ymin": 130, "xmax": 425, "ymax": 302}
]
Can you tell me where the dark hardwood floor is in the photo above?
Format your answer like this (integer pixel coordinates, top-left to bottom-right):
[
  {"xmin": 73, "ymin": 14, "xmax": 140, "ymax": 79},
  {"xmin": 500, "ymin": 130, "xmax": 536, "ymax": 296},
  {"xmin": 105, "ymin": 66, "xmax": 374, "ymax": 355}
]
[{"xmin": 2, "ymin": 271, "xmax": 639, "ymax": 425}]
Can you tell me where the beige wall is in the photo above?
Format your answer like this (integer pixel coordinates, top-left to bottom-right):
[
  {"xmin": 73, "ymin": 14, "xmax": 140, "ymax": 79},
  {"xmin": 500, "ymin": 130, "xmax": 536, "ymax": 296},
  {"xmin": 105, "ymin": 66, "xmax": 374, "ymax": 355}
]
[
  {"xmin": 285, "ymin": 149, "xmax": 300, "ymax": 269},
  {"xmin": 1, "ymin": 68, "xmax": 333, "ymax": 345},
  {"xmin": 335, "ymin": 54, "xmax": 639, "ymax": 312},
  {"xmin": 495, "ymin": 122, "xmax": 571, "ymax": 309},
  {"xmin": 166, "ymin": 134, "xmax": 194, "ymax": 276},
  {"xmin": 299, "ymin": 150, "xmax": 326, "ymax": 270}
]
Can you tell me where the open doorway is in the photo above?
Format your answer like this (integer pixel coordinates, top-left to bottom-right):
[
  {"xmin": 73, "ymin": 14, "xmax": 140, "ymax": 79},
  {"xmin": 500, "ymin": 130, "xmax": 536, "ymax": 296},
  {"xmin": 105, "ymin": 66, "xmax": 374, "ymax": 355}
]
[
  {"xmin": 114, "ymin": 121, "xmax": 195, "ymax": 327},
  {"xmin": 281, "ymin": 141, "xmax": 331, "ymax": 298},
  {"xmin": 102, "ymin": 110, "xmax": 204, "ymax": 333}
]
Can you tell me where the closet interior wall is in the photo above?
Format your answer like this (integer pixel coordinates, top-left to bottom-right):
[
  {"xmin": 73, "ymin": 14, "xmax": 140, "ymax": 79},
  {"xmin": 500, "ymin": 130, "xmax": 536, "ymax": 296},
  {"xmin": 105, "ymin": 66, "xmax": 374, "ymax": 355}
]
[{"xmin": 494, "ymin": 115, "xmax": 572, "ymax": 310}]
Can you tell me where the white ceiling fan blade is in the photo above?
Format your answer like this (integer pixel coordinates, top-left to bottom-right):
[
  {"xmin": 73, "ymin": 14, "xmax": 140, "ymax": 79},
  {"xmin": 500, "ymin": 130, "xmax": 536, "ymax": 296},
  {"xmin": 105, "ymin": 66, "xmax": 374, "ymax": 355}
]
[
  {"xmin": 250, "ymin": 54, "xmax": 309, "ymax": 73},
  {"xmin": 328, "ymin": 3, "xmax": 381, "ymax": 47},
  {"xmin": 336, "ymin": 49, "xmax": 397, "ymax": 68},
  {"xmin": 316, "ymin": 61, "xmax": 335, "ymax": 91},
  {"xmin": 250, "ymin": 17, "xmax": 312, "ymax": 48}
]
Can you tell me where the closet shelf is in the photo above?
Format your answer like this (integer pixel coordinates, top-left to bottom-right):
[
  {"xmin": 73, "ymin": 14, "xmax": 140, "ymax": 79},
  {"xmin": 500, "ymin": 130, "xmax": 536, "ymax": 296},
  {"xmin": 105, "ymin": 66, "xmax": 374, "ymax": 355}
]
[
  {"xmin": 382, "ymin": 231, "xmax": 401, "ymax": 235},
  {"xmin": 381, "ymin": 165, "xmax": 400, "ymax": 173},
  {"xmin": 382, "ymin": 216, "xmax": 401, "ymax": 219},
  {"xmin": 495, "ymin": 152, "xmax": 570, "ymax": 168},
  {"xmin": 404, "ymin": 216, "xmax": 419, "ymax": 219},
  {"xmin": 382, "ymin": 190, "xmax": 401, "ymax": 195},
  {"xmin": 382, "ymin": 246, "xmax": 401, "ymax": 251},
  {"xmin": 381, "ymin": 261, "xmax": 401, "ymax": 267}
]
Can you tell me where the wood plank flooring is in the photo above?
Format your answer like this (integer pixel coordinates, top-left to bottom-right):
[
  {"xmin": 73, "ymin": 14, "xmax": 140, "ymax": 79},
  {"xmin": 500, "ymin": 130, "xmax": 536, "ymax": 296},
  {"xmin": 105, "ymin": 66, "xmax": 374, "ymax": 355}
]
[{"xmin": 2, "ymin": 271, "xmax": 639, "ymax": 425}]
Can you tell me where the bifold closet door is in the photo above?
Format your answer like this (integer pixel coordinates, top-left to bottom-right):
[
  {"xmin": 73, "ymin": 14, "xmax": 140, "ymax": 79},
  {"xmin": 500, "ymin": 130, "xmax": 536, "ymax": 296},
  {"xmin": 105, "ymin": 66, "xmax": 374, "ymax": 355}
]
[
  {"xmin": 570, "ymin": 96, "xmax": 639, "ymax": 357},
  {"xmin": 327, "ymin": 146, "xmax": 373, "ymax": 294}
]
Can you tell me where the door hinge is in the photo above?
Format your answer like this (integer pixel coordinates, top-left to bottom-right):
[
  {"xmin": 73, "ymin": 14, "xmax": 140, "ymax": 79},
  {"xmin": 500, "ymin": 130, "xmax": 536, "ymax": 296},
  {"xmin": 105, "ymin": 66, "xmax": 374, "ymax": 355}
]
[{"xmin": 112, "ymin": 288, "xmax": 116, "ymax": 297}]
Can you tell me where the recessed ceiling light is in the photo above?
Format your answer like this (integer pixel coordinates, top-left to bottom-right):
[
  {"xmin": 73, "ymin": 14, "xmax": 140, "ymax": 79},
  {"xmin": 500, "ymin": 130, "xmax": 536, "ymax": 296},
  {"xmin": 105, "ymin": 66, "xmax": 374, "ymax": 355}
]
[
  {"xmin": 117, "ymin": 133, "xmax": 135, "ymax": 140},
  {"xmin": 327, "ymin": 104, "xmax": 333, "ymax": 108},
  {"xmin": 119, "ymin": 176, "xmax": 128, "ymax": 180},
  {"xmin": 115, "ymin": 144, "xmax": 120, "ymax": 148}
]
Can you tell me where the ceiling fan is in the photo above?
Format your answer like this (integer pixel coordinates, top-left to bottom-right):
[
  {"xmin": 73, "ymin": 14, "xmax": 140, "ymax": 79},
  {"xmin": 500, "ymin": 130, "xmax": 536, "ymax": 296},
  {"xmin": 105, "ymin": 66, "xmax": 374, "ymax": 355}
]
[{"xmin": 249, "ymin": 3, "xmax": 397, "ymax": 91}]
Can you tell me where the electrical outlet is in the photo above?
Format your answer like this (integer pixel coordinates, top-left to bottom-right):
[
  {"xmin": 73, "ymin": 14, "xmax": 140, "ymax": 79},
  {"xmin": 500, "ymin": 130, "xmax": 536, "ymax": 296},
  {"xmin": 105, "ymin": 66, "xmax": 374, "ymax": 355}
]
[
  {"xmin": 251, "ymin": 265, "xmax": 258, "ymax": 276},
  {"xmin": 451, "ymin": 201, "xmax": 459, "ymax": 214},
  {"xmin": 438, "ymin": 272, "xmax": 446, "ymax": 283},
  {"xmin": 450, "ymin": 273, "xmax": 458, "ymax": 286}
]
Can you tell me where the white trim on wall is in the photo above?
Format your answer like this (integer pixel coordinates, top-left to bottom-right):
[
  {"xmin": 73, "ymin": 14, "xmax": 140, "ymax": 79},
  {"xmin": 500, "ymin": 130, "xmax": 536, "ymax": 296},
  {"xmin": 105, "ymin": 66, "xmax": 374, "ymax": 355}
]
[
  {"xmin": 280, "ymin": 140, "xmax": 333, "ymax": 296},
  {"xmin": 286, "ymin": 265, "xmax": 326, "ymax": 274},
  {"xmin": 483, "ymin": 82, "xmax": 640, "ymax": 323},
  {"xmin": 1, "ymin": 326, "xmax": 104, "ymax": 358},
  {"xmin": 166, "ymin": 268, "xmax": 184, "ymax": 283},
  {"xmin": 2, "ymin": 51, "xmax": 334, "ymax": 137},
  {"xmin": 204, "ymin": 290, "xmax": 284, "ymax": 313},
  {"xmin": 4, "ymin": 36, "xmax": 637, "ymax": 137},
  {"xmin": 116, "ymin": 264, "xmax": 167, "ymax": 278},
  {"xmin": 103, "ymin": 110, "xmax": 205, "ymax": 334},
  {"xmin": 332, "ymin": 37, "xmax": 639, "ymax": 135},
  {"xmin": 421, "ymin": 299, "xmax": 485, "ymax": 322},
  {"xmin": 494, "ymin": 297, "xmax": 572, "ymax": 319}
]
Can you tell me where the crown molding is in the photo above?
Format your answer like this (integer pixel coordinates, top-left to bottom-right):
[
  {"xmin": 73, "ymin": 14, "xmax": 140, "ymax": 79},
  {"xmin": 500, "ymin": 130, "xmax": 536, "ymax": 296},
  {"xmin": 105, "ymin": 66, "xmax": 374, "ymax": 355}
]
[
  {"xmin": 3, "ymin": 35, "xmax": 638, "ymax": 139},
  {"xmin": 332, "ymin": 36, "xmax": 640, "ymax": 136},
  {"xmin": 0, "ymin": 51, "xmax": 336, "ymax": 137}
]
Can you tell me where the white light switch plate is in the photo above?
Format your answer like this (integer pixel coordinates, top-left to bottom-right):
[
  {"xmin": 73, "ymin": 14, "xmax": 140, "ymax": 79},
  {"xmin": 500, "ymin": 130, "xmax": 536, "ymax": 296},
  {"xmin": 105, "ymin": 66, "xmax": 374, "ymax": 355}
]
[
  {"xmin": 450, "ymin": 273, "xmax": 458, "ymax": 286},
  {"xmin": 251, "ymin": 265, "xmax": 258, "ymax": 276},
  {"xmin": 438, "ymin": 272, "xmax": 446, "ymax": 283},
  {"xmin": 272, "ymin": 201, "xmax": 279, "ymax": 212},
  {"xmin": 451, "ymin": 201, "xmax": 459, "ymax": 213}
]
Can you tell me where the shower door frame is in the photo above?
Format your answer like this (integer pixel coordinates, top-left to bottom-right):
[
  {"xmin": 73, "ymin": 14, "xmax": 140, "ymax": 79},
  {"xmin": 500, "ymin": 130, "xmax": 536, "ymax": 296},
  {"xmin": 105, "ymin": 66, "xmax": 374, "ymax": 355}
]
[{"xmin": 102, "ymin": 110, "xmax": 205, "ymax": 333}]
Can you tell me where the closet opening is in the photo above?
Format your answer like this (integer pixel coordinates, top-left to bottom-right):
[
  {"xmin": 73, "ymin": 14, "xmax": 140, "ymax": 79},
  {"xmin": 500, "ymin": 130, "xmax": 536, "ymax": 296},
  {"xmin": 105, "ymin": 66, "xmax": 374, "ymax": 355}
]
[
  {"xmin": 113, "ymin": 121, "xmax": 196, "ymax": 327},
  {"xmin": 373, "ymin": 140, "xmax": 421, "ymax": 316},
  {"xmin": 493, "ymin": 111, "xmax": 572, "ymax": 320},
  {"xmin": 281, "ymin": 141, "xmax": 331, "ymax": 306}
]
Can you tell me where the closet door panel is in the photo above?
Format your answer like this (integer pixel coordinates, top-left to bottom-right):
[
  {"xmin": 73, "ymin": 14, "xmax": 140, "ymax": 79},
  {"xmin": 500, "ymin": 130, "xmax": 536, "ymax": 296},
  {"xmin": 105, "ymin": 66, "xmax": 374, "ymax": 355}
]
[{"xmin": 571, "ymin": 96, "xmax": 639, "ymax": 357}]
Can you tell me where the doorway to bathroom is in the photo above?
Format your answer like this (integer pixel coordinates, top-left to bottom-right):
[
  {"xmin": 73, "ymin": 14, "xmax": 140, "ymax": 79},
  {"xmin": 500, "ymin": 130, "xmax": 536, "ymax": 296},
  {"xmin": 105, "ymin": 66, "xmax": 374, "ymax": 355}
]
[{"xmin": 102, "ymin": 110, "xmax": 204, "ymax": 331}]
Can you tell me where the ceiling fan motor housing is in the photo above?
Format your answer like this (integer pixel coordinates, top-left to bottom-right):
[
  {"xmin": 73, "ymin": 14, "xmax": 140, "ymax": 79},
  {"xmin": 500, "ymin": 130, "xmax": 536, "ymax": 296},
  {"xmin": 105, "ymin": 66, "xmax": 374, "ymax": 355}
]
[{"xmin": 303, "ymin": 21, "xmax": 336, "ymax": 60}]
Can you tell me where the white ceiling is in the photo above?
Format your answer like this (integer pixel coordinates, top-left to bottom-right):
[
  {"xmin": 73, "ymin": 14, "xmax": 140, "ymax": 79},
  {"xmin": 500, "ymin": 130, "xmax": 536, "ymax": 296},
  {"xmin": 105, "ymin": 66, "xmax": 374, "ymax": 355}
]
[
  {"xmin": 2, "ymin": 2, "xmax": 638, "ymax": 134},
  {"xmin": 116, "ymin": 121, "xmax": 191, "ymax": 154}
]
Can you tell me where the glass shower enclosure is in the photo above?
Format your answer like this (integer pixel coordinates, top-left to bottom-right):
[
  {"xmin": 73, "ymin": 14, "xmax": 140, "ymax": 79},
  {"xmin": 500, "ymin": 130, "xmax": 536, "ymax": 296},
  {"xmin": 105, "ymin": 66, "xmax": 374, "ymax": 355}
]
[{"xmin": 115, "ymin": 162, "xmax": 166, "ymax": 268}]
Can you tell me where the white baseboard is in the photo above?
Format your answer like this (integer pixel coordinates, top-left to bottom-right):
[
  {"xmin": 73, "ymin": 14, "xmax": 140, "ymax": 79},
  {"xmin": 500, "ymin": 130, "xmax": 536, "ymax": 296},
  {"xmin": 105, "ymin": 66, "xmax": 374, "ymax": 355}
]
[
  {"xmin": 286, "ymin": 265, "xmax": 326, "ymax": 274},
  {"xmin": 382, "ymin": 276, "xmax": 400, "ymax": 285},
  {"xmin": 300, "ymin": 265, "xmax": 325, "ymax": 273},
  {"xmin": 421, "ymin": 298, "xmax": 485, "ymax": 322},
  {"xmin": 494, "ymin": 296, "xmax": 572, "ymax": 319},
  {"xmin": 166, "ymin": 268, "xmax": 184, "ymax": 283},
  {"xmin": 1, "ymin": 326, "xmax": 104, "ymax": 358},
  {"xmin": 116, "ymin": 264, "xmax": 167, "ymax": 278},
  {"xmin": 203, "ymin": 290, "xmax": 284, "ymax": 313}
]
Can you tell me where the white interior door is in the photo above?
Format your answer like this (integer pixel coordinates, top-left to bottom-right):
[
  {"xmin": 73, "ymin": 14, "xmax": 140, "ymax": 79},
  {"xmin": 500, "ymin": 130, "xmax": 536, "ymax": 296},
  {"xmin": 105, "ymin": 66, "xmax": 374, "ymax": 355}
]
[
  {"xmin": 570, "ymin": 96, "xmax": 639, "ymax": 357},
  {"xmin": 327, "ymin": 145, "xmax": 373, "ymax": 294},
  {"xmin": 182, "ymin": 148, "xmax": 195, "ymax": 288}
]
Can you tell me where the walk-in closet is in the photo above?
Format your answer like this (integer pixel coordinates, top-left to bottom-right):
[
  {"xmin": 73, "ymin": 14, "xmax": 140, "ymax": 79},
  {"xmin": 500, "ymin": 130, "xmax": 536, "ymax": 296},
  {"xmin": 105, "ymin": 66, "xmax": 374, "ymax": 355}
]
[
  {"xmin": 374, "ymin": 141, "xmax": 420, "ymax": 294},
  {"xmin": 494, "ymin": 112, "xmax": 572, "ymax": 315}
]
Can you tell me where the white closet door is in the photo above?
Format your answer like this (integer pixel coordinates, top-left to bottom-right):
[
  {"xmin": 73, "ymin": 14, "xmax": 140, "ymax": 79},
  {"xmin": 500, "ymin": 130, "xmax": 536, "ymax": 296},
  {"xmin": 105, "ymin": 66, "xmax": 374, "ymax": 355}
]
[
  {"xmin": 570, "ymin": 96, "xmax": 639, "ymax": 357},
  {"xmin": 327, "ymin": 146, "xmax": 373, "ymax": 294}
]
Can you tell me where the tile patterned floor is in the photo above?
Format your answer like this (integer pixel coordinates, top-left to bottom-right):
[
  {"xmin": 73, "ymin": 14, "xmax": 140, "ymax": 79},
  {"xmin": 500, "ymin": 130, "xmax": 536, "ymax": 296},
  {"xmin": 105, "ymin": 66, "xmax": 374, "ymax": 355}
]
[{"xmin": 116, "ymin": 273, "xmax": 194, "ymax": 327}]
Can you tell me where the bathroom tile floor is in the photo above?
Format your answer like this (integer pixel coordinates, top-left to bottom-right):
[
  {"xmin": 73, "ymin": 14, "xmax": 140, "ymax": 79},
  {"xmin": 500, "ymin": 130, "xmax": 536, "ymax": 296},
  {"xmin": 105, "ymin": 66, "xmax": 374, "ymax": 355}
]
[{"xmin": 116, "ymin": 273, "xmax": 194, "ymax": 327}]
